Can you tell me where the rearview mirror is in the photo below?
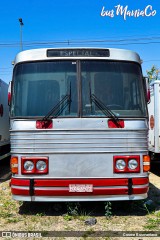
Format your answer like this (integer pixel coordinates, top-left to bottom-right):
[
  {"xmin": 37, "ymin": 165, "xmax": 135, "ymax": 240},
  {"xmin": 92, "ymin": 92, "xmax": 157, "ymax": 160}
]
[
  {"xmin": 8, "ymin": 81, "xmax": 12, "ymax": 106},
  {"xmin": 143, "ymin": 77, "xmax": 150, "ymax": 103}
]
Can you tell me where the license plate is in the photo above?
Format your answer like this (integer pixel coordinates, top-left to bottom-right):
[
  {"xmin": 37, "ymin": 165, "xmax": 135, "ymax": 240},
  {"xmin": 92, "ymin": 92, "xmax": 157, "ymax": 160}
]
[{"xmin": 69, "ymin": 184, "xmax": 93, "ymax": 192}]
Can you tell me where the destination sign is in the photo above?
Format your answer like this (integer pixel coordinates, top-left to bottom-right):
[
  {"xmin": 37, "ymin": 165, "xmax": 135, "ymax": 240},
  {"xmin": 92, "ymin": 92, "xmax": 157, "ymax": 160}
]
[{"xmin": 47, "ymin": 49, "xmax": 110, "ymax": 58}]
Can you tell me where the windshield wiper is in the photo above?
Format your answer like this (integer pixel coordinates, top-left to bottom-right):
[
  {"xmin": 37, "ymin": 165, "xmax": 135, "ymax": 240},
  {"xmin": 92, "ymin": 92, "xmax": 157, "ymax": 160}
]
[
  {"xmin": 90, "ymin": 93, "xmax": 122, "ymax": 128},
  {"xmin": 42, "ymin": 85, "xmax": 71, "ymax": 120}
]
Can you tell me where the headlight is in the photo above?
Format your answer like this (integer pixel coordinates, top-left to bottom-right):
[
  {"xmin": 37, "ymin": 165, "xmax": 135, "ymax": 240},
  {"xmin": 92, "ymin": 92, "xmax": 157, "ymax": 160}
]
[
  {"xmin": 116, "ymin": 159, "xmax": 126, "ymax": 170},
  {"xmin": 128, "ymin": 159, "xmax": 138, "ymax": 170},
  {"xmin": 36, "ymin": 160, "xmax": 47, "ymax": 171},
  {"xmin": 24, "ymin": 161, "xmax": 34, "ymax": 171}
]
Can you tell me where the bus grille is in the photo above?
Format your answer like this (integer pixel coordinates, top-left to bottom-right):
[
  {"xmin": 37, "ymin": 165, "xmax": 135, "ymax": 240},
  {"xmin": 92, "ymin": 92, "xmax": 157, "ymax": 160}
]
[{"xmin": 10, "ymin": 130, "xmax": 148, "ymax": 154}]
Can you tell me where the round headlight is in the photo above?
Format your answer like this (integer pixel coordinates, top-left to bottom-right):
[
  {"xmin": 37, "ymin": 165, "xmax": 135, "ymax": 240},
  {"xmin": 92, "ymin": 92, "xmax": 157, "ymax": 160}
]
[
  {"xmin": 128, "ymin": 159, "xmax": 138, "ymax": 170},
  {"xmin": 24, "ymin": 161, "xmax": 34, "ymax": 171},
  {"xmin": 116, "ymin": 159, "xmax": 126, "ymax": 170},
  {"xmin": 36, "ymin": 160, "xmax": 47, "ymax": 171}
]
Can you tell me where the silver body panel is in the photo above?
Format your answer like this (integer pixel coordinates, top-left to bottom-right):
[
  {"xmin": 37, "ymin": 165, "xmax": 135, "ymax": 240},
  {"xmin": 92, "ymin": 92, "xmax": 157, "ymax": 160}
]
[
  {"xmin": 14, "ymin": 48, "xmax": 141, "ymax": 65},
  {"xmin": 10, "ymin": 118, "xmax": 148, "ymax": 179},
  {"xmin": 13, "ymin": 194, "xmax": 148, "ymax": 202}
]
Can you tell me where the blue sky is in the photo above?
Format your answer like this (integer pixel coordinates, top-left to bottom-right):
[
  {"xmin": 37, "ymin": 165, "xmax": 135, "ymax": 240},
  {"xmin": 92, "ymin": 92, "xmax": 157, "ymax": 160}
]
[{"xmin": 0, "ymin": 0, "xmax": 160, "ymax": 83}]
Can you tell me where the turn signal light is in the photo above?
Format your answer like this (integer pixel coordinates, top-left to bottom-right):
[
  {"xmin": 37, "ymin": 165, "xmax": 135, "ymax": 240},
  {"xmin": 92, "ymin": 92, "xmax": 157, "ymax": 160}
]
[
  {"xmin": 10, "ymin": 156, "xmax": 18, "ymax": 174},
  {"xmin": 143, "ymin": 155, "xmax": 150, "ymax": 172}
]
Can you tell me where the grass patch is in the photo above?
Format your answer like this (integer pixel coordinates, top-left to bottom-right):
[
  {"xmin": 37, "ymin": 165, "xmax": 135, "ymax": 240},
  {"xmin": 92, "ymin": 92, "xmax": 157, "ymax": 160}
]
[{"xmin": 144, "ymin": 211, "xmax": 160, "ymax": 230}]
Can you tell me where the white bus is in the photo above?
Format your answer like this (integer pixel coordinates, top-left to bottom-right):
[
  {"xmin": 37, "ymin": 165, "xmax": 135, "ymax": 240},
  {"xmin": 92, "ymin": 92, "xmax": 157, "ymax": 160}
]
[
  {"xmin": 9, "ymin": 48, "xmax": 150, "ymax": 201},
  {"xmin": 0, "ymin": 79, "xmax": 10, "ymax": 161},
  {"xmin": 148, "ymin": 79, "xmax": 160, "ymax": 161}
]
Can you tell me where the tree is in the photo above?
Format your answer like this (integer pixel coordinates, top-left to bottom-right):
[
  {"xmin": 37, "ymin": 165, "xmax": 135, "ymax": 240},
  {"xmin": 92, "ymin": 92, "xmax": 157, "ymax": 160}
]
[{"xmin": 146, "ymin": 65, "xmax": 160, "ymax": 83}]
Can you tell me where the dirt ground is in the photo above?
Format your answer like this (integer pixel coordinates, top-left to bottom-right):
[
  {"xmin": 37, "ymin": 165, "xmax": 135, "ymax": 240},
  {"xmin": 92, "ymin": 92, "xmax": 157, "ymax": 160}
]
[{"xmin": 0, "ymin": 158, "xmax": 160, "ymax": 240}]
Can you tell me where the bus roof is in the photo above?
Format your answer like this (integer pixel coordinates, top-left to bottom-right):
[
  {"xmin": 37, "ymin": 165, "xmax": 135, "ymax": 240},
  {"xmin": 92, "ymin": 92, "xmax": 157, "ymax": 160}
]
[{"xmin": 14, "ymin": 47, "xmax": 142, "ymax": 65}]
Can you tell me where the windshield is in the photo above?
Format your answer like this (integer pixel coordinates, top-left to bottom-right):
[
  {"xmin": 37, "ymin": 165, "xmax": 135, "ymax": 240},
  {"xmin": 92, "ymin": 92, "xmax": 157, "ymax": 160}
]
[
  {"xmin": 11, "ymin": 60, "xmax": 147, "ymax": 118},
  {"xmin": 81, "ymin": 61, "xmax": 147, "ymax": 117}
]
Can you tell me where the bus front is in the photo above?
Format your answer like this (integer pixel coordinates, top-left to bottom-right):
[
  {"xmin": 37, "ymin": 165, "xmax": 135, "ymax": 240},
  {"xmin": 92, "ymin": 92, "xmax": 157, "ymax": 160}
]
[{"xmin": 10, "ymin": 48, "xmax": 150, "ymax": 201}]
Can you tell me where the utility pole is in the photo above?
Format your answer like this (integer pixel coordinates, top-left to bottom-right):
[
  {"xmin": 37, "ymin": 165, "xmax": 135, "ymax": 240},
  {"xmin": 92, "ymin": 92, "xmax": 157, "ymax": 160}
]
[{"xmin": 19, "ymin": 18, "xmax": 24, "ymax": 51}]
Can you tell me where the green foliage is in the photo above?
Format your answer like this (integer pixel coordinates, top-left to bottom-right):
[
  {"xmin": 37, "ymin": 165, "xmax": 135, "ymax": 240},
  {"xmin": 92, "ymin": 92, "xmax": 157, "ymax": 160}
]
[
  {"xmin": 64, "ymin": 202, "xmax": 93, "ymax": 221},
  {"xmin": 63, "ymin": 213, "xmax": 73, "ymax": 221},
  {"xmin": 35, "ymin": 212, "xmax": 46, "ymax": 217},
  {"xmin": 104, "ymin": 201, "xmax": 112, "ymax": 218},
  {"xmin": 146, "ymin": 65, "xmax": 159, "ymax": 83},
  {"xmin": 66, "ymin": 202, "xmax": 81, "ymax": 216},
  {"xmin": 144, "ymin": 213, "xmax": 160, "ymax": 230}
]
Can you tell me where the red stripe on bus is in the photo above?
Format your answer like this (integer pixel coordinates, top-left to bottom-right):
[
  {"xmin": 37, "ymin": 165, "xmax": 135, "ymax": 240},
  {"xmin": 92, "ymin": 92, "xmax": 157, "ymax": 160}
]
[
  {"xmin": 11, "ymin": 178, "xmax": 30, "ymax": 186},
  {"xmin": 132, "ymin": 187, "xmax": 149, "ymax": 194},
  {"xmin": 11, "ymin": 186, "xmax": 148, "ymax": 197},
  {"xmin": 132, "ymin": 178, "xmax": 149, "ymax": 185},
  {"xmin": 34, "ymin": 179, "xmax": 129, "ymax": 187},
  {"xmin": 11, "ymin": 177, "xmax": 149, "ymax": 187},
  {"xmin": 11, "ymin": 178, "xmax": 129, "ymax": 187},
  {"xmin": 11, "ymin": 188, "xmax": 30, "ymax": 196},
  {"xmin": 34, "ymin": 188, "xmax": 128, "ymax": 196}
]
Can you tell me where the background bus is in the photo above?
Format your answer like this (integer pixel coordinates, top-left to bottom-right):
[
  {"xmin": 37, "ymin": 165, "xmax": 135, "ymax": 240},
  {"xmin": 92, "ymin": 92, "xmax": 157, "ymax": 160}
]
[
  {"xmin": 148, "ymin": 79, "xmax": 160, "ymax": 162},
  {"xmin": 0, "ymin": 79, "xmax": 10, "ymax": 161},
  {"xmin": 10, "ymin": 48, "xmax": 150, "ymax": 201}
]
